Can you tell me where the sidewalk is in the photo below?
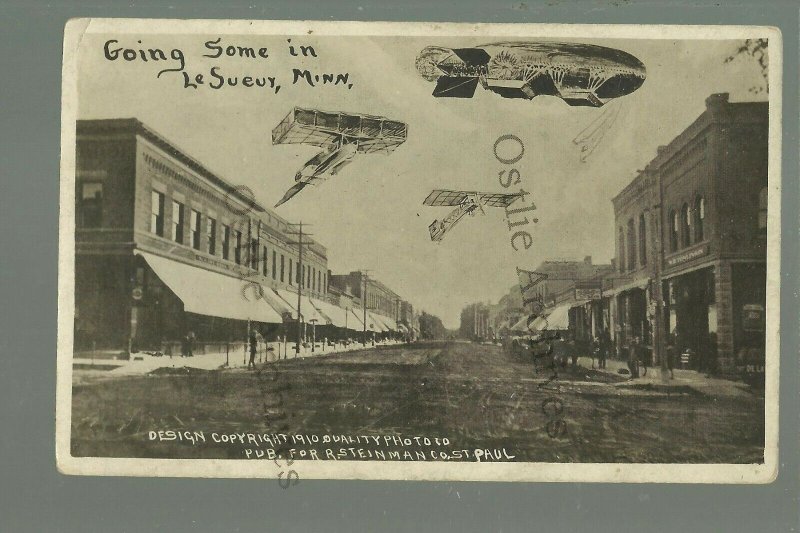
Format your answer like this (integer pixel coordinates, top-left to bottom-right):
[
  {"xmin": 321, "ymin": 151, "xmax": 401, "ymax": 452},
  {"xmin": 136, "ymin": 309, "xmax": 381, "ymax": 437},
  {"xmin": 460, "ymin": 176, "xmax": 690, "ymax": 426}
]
[
  {"xmin": 576, "ymin": 356, "xmax": 754, "ymax": 398},
  {"xmin": 72, "ymin": 340, "xmax": 405, "ymax": 377}
]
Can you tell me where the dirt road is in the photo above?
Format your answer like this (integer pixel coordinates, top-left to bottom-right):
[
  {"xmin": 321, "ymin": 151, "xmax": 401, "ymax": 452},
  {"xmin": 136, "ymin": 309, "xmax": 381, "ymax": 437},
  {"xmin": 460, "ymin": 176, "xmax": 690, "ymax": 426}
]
[{"xmin": 71, "ymin": 341, "xmax": 764, "ymax": 462}]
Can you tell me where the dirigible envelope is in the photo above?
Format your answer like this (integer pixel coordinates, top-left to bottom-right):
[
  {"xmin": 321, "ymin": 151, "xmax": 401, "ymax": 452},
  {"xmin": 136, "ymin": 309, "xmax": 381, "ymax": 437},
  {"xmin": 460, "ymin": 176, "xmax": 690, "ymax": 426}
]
[{"xmin": 415, "ymin": 42, "xmax": 646, "ymax": 106}]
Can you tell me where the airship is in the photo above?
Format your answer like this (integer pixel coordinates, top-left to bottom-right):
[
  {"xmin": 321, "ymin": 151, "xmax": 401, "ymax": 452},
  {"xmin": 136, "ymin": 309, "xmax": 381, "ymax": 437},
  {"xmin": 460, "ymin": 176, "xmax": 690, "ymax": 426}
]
[{"xmin": 415, "ymin": 42, "xmax": 646, "ymax": 107}]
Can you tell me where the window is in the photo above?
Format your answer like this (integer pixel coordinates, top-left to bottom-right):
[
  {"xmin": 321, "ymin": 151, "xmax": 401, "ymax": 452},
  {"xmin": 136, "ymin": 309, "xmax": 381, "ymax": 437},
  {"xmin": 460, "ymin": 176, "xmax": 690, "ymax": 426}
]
[
  {"xmin": 626, "ymin": 218, "xmax": 636, "ymax": 272},
  {"xmin": 638, "ymin": 213, "xmax": 647, "ymax": 266},
  {"xmin": 322, "ymin": 273, "xmax": 326, "ymax": 294},
  {"xmin": 296, "ymin": 262, "xmax": 301, "ymax": 285},
  {"xmin": 289, "ymin": 258, "xmax": 294, "ymax": 285},
  {"xmin": 150, "ymin": 190, "xmax": 164, "ymax": 236},
  {"xmin": 618, "ymin": 227, "xmax": 625, "ymax": 273},
  {"xmin": 272, "ymin": 251, "xmax": 277, "ymax": 280},
  {"xmin": 190, "ymin": 210, "xmax": 201, "ymax": 250},
  {"xmin": 694, "ymin": 196, "xmax": 705, "ymax": 242},
  {"xmin": 222, "ymin": 225, "xmax": 231, "ymax": 260},
  {"xmin": 234, "ymin": 230, "xmax": 242, "ymax": 264},
  {"xmin": 172, "ymin": 201, "xmax": 184, "ymax": 243},
  {"xmin": 78, "ymin": 182, "xmax": 103, "ymax": 228},
  {"xmin": 280, "ymin": 254, "xmax": 285, "ymax": 282},
  {"xmin": 206, "ymin": 218, "xmax": 216, "ymax": 255},
  {"xmin": 262, "ymin": 246, "xmax": 268, "ymax": 276},
  {"xmin": 669, "ymin": 210, "xmax": 678, "ymax": 252},
  {"xmin": 758, "ymin": 187, "xmax": 768, "ymax": 232},
  {"xmin": 681, "ymin": 203, "xmax": 691, "ymax": 248},
  {"xmin": 250, "ymin": 239, "xmax": 259, "ymax": 270}
]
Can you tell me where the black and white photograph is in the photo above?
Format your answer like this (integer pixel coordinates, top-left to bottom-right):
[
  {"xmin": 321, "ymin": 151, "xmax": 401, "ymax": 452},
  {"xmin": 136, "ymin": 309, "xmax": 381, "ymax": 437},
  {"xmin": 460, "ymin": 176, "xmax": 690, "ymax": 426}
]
[{"xmin": 56, "ymin": 19, "xmax": 781, "ymax": 482}]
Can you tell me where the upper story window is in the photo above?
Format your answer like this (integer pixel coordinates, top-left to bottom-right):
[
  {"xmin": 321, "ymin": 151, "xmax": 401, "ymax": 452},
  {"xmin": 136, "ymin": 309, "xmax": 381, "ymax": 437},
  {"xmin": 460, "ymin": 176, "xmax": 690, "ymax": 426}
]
[
  {"xmin": 150, "ymin": 190, "xmax": 164, "ymax": 236},
  {"xmin": 222, "ymin": 224, "xmax": 230, "ymax": 260},
  {"xmin": 758, "ymin": 187, "xmax": 768, "ymax": 233},
  {"xmin": 262, "ymin": 246, "xmax": 268, "ymax": 276},
  {"xmin": 669, "ymin": 210, "xmax": 679, "ymax": 252},
  {"xmin": 638, "ymin": 213, "xmax": 647, "ymax": 266},
  {"xmin": 681, "ymin": 203, "xmax": 691, "ymax": 248},
  {"xmin": 618, "ymin": 227, "xmax": 626, "ymax": 273},
  {"xmin": 190, "ymin": 210, "xmax": 201, "ymax": 250},
  {"xmin": 272, "ymin": 251, "xmax": 277, "ymax": 280},
  {"xmin": 171, "ymin": 201, "xmax": 184, "ymax": 244},
  {"xmin": 77, "ymin": 182, "xmax": 103, "ymax": 228},
  {"xmin": 626, "ymin": 218, "xmax": 636, "ymax": 272},
  {"xmin": 206, "ymin": 218, "xmax": 216, "ymax": 255},
  {"xmin": 234, "ymin": 230, "xmax": 242, "ymax": 264},
  {"xmin": 250, "ymin": 239, "xmax": 259, "ymax": 270},
  {"xmin": 280, "ymin": 254, "xmax": 285, "ymax": 283},
  {"xmin": 296, "ymin": 262, "xmax": 302, "ymax": 285},
  {"xmin": 694, "ymin": 196, "xmax": 705, "ymax": 242},
  {"xmin": 288, "ymin": 258, "xmax": 294, "ymax": 285}
]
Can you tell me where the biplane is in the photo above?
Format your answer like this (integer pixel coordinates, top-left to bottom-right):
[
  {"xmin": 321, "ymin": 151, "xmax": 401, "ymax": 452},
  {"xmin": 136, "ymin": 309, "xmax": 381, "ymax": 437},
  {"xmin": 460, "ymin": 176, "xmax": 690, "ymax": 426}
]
[
  {"xmin": 415, "ymin": 42, "xmax": 646, "ymax": 107},
  {"xmin": 423, "ymin": 189, "xmax": 525, "ymax": 242},
  {"xmin": 271, "ymin": 108, "xmax": 408, "ymax": 207}
]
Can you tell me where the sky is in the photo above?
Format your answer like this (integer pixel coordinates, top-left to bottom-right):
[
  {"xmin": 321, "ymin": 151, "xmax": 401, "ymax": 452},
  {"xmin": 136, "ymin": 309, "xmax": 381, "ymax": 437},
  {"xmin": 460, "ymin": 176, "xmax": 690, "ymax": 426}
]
[{"xmin": 76, "ymin": 31, "xmax": 767, "ymax": 329}]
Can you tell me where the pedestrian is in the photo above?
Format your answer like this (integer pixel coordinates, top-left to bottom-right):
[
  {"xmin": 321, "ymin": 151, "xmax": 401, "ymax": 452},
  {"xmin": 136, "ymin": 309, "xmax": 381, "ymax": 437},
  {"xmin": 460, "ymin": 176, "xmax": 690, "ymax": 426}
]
[
  {"xmin": 599, "ymin": 329, "xmax": 610, "ymax": 369},
  {"xmin": 666, "ymin": 333, "xmax": 676, "ymax": 379},
  {"xmin": 627, "ymin": 336, "xmax": 640, "ymax": 378},
  {"xmin": 186, "ymin": 330, "xmax": 195, "ymax": 357},
  {"xmin": 248, "ymin": 330, "xmax": 258, "ymax": 370}
]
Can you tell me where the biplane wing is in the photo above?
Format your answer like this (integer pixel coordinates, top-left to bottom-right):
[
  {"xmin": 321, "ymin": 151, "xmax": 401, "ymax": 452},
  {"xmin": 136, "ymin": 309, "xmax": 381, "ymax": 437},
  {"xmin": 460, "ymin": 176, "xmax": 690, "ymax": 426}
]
[
  {"xmin": 423, "ymin": 189, "xmax": 525, "ymax": 208},
  {"xmin": 272, "ymin": 108, "xmax": 407, "ymax": 154}
]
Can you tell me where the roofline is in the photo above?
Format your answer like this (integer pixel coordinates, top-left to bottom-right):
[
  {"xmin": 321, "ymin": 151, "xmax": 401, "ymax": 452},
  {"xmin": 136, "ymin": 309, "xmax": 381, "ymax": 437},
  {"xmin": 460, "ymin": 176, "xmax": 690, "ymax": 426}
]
[{"xmin": 77, "ymin": 118, "xmax": 267, "ymax": 213}]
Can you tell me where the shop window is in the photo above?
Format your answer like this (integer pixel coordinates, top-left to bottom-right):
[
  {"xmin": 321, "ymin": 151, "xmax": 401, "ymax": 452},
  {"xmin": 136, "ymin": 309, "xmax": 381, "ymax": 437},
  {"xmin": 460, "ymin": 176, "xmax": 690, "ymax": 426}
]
[
  {"xmin": 618, "ymin": 227, "xmax": 626, "ymax": 273},
  {"xmin": 150, "ymin": 190, "xmax": 164, "ymax": 236},
  {"xmin": 234, "ymin": 230, "xmax": 242, "ymax": 264},
  {"xmin": 638, "ymin": 213, "xmax": 647, "ymax": 266},
  {"xmin": 681, "ymin": 203, "xmax": 691, "ymax": 248},
  {"xmin": 758, "ymin": 187, "xmax": 768, "ymax": 232},
  {"xmin": 206, "ymin": 218, "xmax": 216, "ymax": 255},
  {"xmin": 694, "ymin": 196, "xmax": 705, "ymax": 242},
  {"xmin": 222, "ymin": 225, "xmax": 230, "ymax": 260},
  {"xmin": 626, "ymin": 218, "xmax": 636, "ymax": 271},
  {"xmin": 190, "ymin": 210, "xmax": 201, "ymax": 250},
  {"xmin": 171, "ymin": 201, "xmax": 184, "ymax": 243},
  {"xmin": 669, "ymin": 209, "xmax": 678, "ymax": 252}
]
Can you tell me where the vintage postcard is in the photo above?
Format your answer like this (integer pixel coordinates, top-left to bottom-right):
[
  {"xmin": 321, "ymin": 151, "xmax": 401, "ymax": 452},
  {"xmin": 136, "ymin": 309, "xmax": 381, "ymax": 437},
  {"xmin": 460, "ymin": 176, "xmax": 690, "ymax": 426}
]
[{"xmin": 57, "ymin": 19, "xmax": 781, "ymax": 483}]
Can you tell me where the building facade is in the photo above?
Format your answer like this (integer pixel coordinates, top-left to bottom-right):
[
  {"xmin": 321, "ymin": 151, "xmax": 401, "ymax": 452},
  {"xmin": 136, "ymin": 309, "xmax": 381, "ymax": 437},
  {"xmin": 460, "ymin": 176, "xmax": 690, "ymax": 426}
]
[
  {"xmin": 609, "ymin": 93, "xmax": 768, "ymax": 372},
  {"xmin": 75, "ymin": 118, "xmax": 330, "ymax": 353}
]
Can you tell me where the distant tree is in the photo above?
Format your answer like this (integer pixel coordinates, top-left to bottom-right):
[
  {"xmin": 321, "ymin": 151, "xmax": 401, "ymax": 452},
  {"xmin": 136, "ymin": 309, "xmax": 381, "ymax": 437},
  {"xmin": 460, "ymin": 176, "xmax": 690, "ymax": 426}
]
[
  {"xmin": 419, "ymin": 311, "xmax": 446, "ymax": 340},
  {"xmin": 724, "ymin": 38, "xmax": 769, "ymax": 94}
]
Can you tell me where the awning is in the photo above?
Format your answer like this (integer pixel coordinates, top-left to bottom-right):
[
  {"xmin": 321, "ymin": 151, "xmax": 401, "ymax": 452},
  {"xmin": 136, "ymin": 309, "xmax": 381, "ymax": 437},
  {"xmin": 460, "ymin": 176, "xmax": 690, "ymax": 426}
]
[
  {"xmin": 606, "ymin": 277, "xmax": 650, "ymax": 296},
  {"xmin": 510, "ymin": 315, "xmax": 533, "ymax": 332},
  {"xmin": 135, "ymin": 250, "xmax": 283, "ymax": 323},
  {"xmin": 308, "ymin": 298, "xmax": 350, "ymax": 329},
  {"xmin": 397, "ymin": 323, "xmax": 409, "ymax": 333},
  {"xmin": 534, "ymin": 303, "xmax": 572, "ymax": 331},
  {"xmin": 375, "ymin": 313, "xmax": 397, "ymax": 331},
  {"xmin": 366, "ymin": 311, "xmax": 387, "ymax": 332},
  {"xmin": 273, "ymin": 289, "xmax": 326, "ymax": 324},
  {"xmin": 348, "ymin": 308, "xmax": 365, "ymax": 330}
]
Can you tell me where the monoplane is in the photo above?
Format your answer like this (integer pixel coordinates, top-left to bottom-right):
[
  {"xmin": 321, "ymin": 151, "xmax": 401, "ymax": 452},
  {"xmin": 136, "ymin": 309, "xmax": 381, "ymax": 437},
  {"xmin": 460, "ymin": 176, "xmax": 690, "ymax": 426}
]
[
  {"xmin": 272, "ymin": 108, "xmax": 408, "ymax": 207},
  {"xmin": 423, "ymin": 189, "xmax": 525, "ymax": 242}
]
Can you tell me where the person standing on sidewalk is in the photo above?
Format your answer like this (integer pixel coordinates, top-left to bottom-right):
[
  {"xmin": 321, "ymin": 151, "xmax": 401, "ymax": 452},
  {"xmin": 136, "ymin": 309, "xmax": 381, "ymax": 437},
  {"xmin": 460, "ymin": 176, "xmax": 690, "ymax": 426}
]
[
  {"xmin": 248, "ymin": 330, "xmax": 258, "ymax": 370},
  {"xmin": 627, "ymin": 336, "xmax": 640, "ymax": 378},
  {"xmin": 599, "ymin": 329, "xmax": 611, "ymax": 369}
]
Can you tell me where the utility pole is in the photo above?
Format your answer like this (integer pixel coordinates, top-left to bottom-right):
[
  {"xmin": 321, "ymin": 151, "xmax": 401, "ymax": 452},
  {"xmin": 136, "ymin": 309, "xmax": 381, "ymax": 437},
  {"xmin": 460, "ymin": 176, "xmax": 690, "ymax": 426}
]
[{"xmin": 286, "ymin": 222, "xmax": 313, "ymax": 357}]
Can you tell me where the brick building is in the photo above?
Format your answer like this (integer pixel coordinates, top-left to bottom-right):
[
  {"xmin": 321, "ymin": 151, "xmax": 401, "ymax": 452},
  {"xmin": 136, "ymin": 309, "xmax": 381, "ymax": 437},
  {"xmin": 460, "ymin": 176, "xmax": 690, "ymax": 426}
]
[
  {"xmin": 609, "ymin": 93, "xmax": 768, "ymax": 372},
  {"xmin": 328, "ymin": 271, "xmax": 403, "ymax": 334},
  {"xmin": 74, "ymin": 118, "xmax": 333, "ymax": 353}
]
